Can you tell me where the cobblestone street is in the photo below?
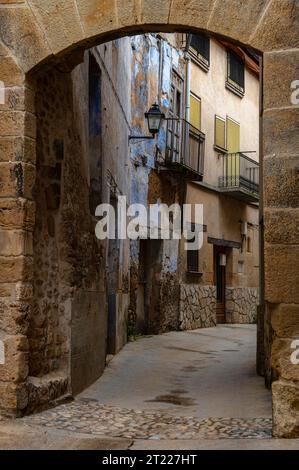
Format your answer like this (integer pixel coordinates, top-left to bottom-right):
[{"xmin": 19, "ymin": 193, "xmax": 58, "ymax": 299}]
[
  {"xmin": 23, "ymin": 401, "xmax": 272, "ymax": 440},
  {"xmin": 3, "ymin": 325, "xmax": 280, "ymax": 448}
]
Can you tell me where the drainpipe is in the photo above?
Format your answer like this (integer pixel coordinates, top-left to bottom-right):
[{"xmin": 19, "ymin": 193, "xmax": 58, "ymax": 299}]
[
  {"xmin": 185, "ymin": 53, "xmax": 191, "ymax": 123},
  {"xmin": 184, "ymin": 51, "xmax": 191, "ymax": 167},
  {"xmin": 158, "ymin": 36, "xmax": 164, "ymax": 103}
]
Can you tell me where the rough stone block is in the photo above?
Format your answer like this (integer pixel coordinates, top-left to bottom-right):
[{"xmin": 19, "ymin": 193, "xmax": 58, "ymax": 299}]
[
  {"xmin": 263, "ymin": 109, "xmax": 299, "ymax": 157},
  {"xmin": 251, "ymin": 0, "xmax": 299, "ymax": 52},
  {"xmin": 0, "ymin": 334, "xmax": 28, "ymax": 383},
  {"xmin": 169, "ymin": 0, "xmax": 215, "ymax": 29},
  {"xmin": 264, "ymin": 155, "xmax": 299, "ymax": 208},
  {"xmin": 272, "ymin": 380, "xmax": 299, "ymax": 438},
  {"xmin": 0, "ymin": 111, "xmax": 35, "ymax": 139},
  {"xmin": 76, "ymin": 0, "xmax": 118, "ymax": 37},
  {"xmin": 117, "ymin": 0, "xmax": 141, "ymax": 27},
  {"xmin": 0, "ymin": 56, "xmax": 24, "ymax": 87},
  {"xmin": 271, "ymin": 337, "xmax": 299, "ymax": 382},
  {"xmin": 0, "ymin": 136, "xmax": 36, "ymax": 164},
  {"xmin": 208, "ymin": 0, "xmax": 269, "ymax": 46},
  {"xmin": 15, "ymin": 282, "xmax": 33, "ymax": 300},
  {"xmin": 264, "ymin": 50, "xmax": 299, "ymax": 109},
  {"xmin": 0, "ymin": 198, "xmax": 35, "ymax": 231},
  {"xmin": 0, "ymin": 300, "xmax": 30, "ymax": 335},
  {"xmin": 264, "ymin": 208, "xmax": 299, "ymax": 245},
  {"xmin": 28, "ymin": 0, "xmax": 84, "ymax": 54},
  {"xmin": 0, "ymin": 111, "xmax": 25, "ymax": 137},
  {"xmin": 264, "ymin": 244, "xmax": 299, "ymax": 304},
  {"xmin": 0, "ymin": 381, "xmax": 28, "ymax": 416},
  {"xmin": 0, "ymin": 87, "xmax": 26, "ymax": 112},
  {"xmin": 0, "ymin": 230, "xmax": 33, "ymax": 256},
  {"xmin": 271, "ymin": 303, "xmax": 299, "ymax": 339},
  {"xmin": 0, "ymin": 256, "xmax": 33, "ymax": 283},
  {"xmin": 141, "ymin": 0, "xmax": 171, "ymax": 25},
  {"xmin": 0, "ymin": 162, "xmax": 36, "ymax": 199},
  {"xmin": 0, "ymin": 6, "xmax": 51, "ymax": 72}
]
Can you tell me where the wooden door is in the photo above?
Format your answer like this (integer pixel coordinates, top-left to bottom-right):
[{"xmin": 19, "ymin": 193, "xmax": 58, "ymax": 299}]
[{"xmin": 214, "ymin": 246, "xmax": 226, "ymax": 324}]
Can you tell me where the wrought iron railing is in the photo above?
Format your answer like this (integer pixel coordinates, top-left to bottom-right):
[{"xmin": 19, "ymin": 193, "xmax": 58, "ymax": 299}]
[
  {"xmin": 219, "ymin": 152, "xmax": 259, "ymax": 195},
  {"xmin": 164, "ymin": 118, "xmax": 205, "ymax": 176}
]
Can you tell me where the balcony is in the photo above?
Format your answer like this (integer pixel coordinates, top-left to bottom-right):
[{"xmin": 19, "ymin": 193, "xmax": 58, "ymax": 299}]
[
  {"xmin": 218, "ymin": 152, "xmax": 259, "ymax": 203},
  {"xmin": 157, "ymin": 118, "xmax": 205, "ymax": 181}
]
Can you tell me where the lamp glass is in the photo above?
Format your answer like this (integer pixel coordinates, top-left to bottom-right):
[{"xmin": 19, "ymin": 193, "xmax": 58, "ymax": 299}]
[{"xmin": 145, "ymin": 103, "xmax": 164, "ymax": 135}]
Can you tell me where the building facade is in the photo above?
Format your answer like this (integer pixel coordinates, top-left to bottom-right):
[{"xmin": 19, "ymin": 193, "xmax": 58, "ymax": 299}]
[
  {"xmin": 127, "ymin": 33, "xmax": 260, "ymax": 335},
  {"xmin": 0, "ymin": 32, "xmax": 260, "ymax": 413}
]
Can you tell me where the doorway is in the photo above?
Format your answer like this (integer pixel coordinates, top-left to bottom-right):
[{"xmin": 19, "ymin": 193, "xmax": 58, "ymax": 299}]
[
  {"xmin": 107, "ymin": 196, "xmax": 120, "ymax": 354},
  {"xmin": 214, "ymin": 245, "xmax": 228, "ymax": 324},
  {"xmin": 136, "ymin": 239, "xmax": 163, "ymax": 334}
]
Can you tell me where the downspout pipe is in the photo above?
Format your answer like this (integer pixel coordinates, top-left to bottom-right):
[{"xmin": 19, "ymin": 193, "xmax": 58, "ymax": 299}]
[
  {"xmin": 185, "ymin": 53, "xmax": 191, "ymax": 123},
  {"xmin": 184, "ymin": 46, "xmax": 191, "ymax": 166}
]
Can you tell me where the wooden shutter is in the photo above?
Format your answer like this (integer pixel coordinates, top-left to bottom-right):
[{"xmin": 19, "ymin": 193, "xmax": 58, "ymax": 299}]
[
  {"xmin": 215, "ymin": 116, "xmax": 226, "ymax": 149},
  {"xmin": 226, "ymin": 117, "xmax": 240, "ymax": 184},
  {"xmin": 226, "ymin": 118, "xmax": 240, "ymax": 153},
  {"xmin": 190, "ymin": 94, "xmax": 201, "ymax": 130}
]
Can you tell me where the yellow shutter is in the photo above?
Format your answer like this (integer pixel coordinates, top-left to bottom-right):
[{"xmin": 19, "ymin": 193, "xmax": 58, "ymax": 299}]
[
  {"xmin": 226, "ymin": 118, "xmax": 240, "ymax": 184},
  {"xmin": 190, "ymin": 94, "xmax": 201, "ymax": 130},
  {"xmin": 226, "ymin": 118, "xmax": 240, "ymax": 153},
  {"xmin": 215, "ymin": 116, "xmax": 226, "ymax": 149}
]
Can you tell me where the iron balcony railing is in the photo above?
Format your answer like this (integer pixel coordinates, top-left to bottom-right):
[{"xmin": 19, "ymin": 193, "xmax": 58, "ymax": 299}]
[
  {"xmin": 219, "ymin": 152, "xmax": 259, "ymax": 196},
  {"xmin": 164, "ymin": 118, "xmax": 205, "ymax": 176}
]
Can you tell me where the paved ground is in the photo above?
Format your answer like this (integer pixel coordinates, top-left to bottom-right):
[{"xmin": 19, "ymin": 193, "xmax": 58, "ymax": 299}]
[
  {"xmin": 0, "ymin": 325, "xmax": 298, "ymax": 449},
  {"xmin": 79, "ymin": 324, "xmax": 272, "ymax": 419}
]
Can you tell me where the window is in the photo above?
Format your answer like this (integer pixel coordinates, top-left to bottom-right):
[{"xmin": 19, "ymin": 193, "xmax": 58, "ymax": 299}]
[
  {"xmin": 89, "ymin": 54, "xmax": 102, "ymax": 137},
  {"xmin": 88, "ymin": 54, "xmax": 102, "ymax": 214},
  {"xmin": 166, "ymin": 70, "xmax": 184, "ymax": 163},
  {"xmin": 190, "ymin": 34, "xmax": 210, "ymax": 69},
  {"xmin": 214, "ymin": 116, "xmax": 226, "ymax": 151},
  {"xmin": 190, "ymin": 93, "xmax": 201, "ymax": 130},
  {"xmin": 238, "ymin": 261, "xmax": 244, "ymax": 274},
  {"xmin": 247, "ymin": 236, "xmax": 252, "ymax": 253},
  {"xmin": 227, "ymin": 50, "xmax": 245, "ymax": 96},
  {"xmin": 187, "ymin": 249, "xmax": 199, "ymax": 273}
]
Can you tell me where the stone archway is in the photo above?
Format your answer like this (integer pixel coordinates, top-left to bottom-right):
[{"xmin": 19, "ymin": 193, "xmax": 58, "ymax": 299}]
[{"xmin": 0, "ymin": 0, "xmax": 298, "ymax": 437}]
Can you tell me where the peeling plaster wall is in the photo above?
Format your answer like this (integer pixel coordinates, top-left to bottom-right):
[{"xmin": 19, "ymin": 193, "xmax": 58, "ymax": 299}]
[{"xmin": 129, "ymin": 34, "xmax": 185, "ymax": 334}]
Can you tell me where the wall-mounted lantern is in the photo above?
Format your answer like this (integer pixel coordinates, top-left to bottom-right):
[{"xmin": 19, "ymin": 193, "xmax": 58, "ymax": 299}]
[
  {"xmin": 219, "ymin": 253, "xmax": 227, "ymax": 267},
  {"xmin": 129, "ymin": 103, "xmax": 165, "ymax": 142}
]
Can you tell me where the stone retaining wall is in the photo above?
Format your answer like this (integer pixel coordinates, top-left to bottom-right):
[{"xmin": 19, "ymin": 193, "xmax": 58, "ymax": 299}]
[
  {"xmin": 180, "ymin": 285, "xmax": 258, "ymax": 330},
  {"xmin": 226, "ymin": 287, "xmax": 258, "ymax": 324},
  {"xmin": 179, "ymin": 285, "xmax": 216, "ymax": 330}
]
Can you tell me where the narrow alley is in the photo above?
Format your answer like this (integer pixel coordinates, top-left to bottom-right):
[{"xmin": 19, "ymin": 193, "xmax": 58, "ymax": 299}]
[{"xmin": 0, "ymin": 325, "xmax": 278, "ymax": 449}]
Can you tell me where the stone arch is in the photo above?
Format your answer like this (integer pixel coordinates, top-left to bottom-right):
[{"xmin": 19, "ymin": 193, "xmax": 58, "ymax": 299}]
[{"xmin": 0, "ymin": 0, "xmax": 298, "ymax": 437}]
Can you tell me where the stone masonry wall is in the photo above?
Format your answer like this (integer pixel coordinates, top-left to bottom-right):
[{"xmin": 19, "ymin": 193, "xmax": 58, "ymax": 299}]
[
  {"xmin": 0, "ymin": 0, "xmax": 298, "ymax": 437},
  {"xmin": 179, "ymin": 285, "xmax": 216, "ymax": 330},
  {"xmin": 27, "ymin": 63, "xmax": 107, "ymax": 408},
  {"xmin": 225, "ymin": 287, "xmax": 258, "ymax": 324}
]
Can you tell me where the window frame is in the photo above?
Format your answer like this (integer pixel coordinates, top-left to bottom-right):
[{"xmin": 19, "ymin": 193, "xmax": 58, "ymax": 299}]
[
  {"xmin": 226, "ymin": 50, "xmax": 245, "ymax": 98},
  {"xmin": 187, "ymin": 248, "xmax": 200, "ymax": 274},
  {"xmin": 189, "ymin": 34, "xmax": 210, "ymax": 72}
]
